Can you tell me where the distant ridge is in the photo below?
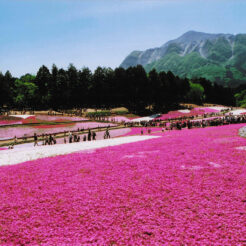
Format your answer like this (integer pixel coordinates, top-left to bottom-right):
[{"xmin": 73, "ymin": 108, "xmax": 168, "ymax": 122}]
[{"xmin": 120, "ymin": 31, "xmax": 246, "ymax": 87}]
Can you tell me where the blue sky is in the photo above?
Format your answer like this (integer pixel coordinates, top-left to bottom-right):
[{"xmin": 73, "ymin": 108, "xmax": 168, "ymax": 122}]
[{"xmin": 0, "ymin": 0, "xmax": 246, "ymax": 76}]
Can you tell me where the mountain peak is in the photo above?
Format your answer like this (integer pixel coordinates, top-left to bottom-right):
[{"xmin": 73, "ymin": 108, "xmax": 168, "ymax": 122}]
[
  {"xmin": 120, "ymin": 30, "xmax": 246, "ymax": 86},
  {"xmin": 173, "ymin": 31, "xmax": 222, "ymax": 45},
  {"xmin": 181, "ymin": 30, "xmax": 206, "ymax": 36}
]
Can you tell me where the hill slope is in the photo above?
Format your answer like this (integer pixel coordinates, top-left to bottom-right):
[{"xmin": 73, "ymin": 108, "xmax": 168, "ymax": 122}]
[{"xmin": 120, "ymin": 31, "xmax": 246, "ymax": 87}]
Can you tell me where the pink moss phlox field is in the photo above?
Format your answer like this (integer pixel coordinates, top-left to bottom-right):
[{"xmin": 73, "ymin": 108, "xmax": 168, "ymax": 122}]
[
  {"xmin": 0, "ymin": 115, "xmax": 87, "ymax": 126},
  {"xmin": 157, "ymin": 111, "xmax": 185, "ymax": 120},
  {"xmin": 0, "ymin": 124, "xmax": 246, "ymax": 244},
  {"xmin": 156, "ymin": 107, "xmax": 221, "ymax": 121},
  {"xmin": 35, "ymin": 115, "xmax": 87, "ymax": 122},
  {"xmin": 0, "ymin": 122, "xmax": 116, "ymax": 139},
  {"xmin": 0, "ymin": 120, "xmax": 22, "ymax": 126},
  {"xmin": 0, "ymin": 116, "xmax": 23, "ymax": 126},
  {"xmin": 194, "ymin": 107, "xmax": 220, "ymax": 113},
  {"xmin": 108, "ymin": 116, "xmax": 131, "ymax": 123},
  {"xmin": 33, "ymin": 123, "xmax": 75, "ymax": 129}
]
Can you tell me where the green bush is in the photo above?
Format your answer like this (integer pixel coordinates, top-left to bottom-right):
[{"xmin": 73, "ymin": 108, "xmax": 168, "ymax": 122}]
[
  {"xmin": 86, "ymin": 111, "xmax": 111, "ymax": 118},
  {"xmin": 114, "ymin": 110, "xmax": 129, "ymax": 115}
]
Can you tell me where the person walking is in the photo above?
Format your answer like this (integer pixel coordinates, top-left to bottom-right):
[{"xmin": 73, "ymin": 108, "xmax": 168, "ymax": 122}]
[
  {"xmin": 74, "ymin": 133, "xmax": 77, "ymax": 142},
  {"xmin": 105, "ymin": 128, "xmax": 110, "ymax": 139},
  {"xmin": 45, "ymin": 134, "xmax": 49, "ymax": 145},
  {"xmin": 53, "ymin": 134, "xmax": 56, "ymax": 144},
  {"xmin": 69, "ymin": 132, "xmax": 73, "ymax": 143},
  {"xmin": 88, "ymin": 129, "xmax": 91, "ymax": 141},
  {"xmin": 92, "ymin": 131, "xmax": 96, "ymax": 140},
  {"xmin": 41, "ymin": 134, "xmax": 45, "ymax": 145},
  {"xmin": 14, "ymin": 136, "xmax": 17, "ymax": 145},
  {"xmin": 49, "ymin": 134, "xmax": 53, "ymax": 145},
  {"xmin": 34, "ymin": 133, "xmax": 38, "ymax": 146}
]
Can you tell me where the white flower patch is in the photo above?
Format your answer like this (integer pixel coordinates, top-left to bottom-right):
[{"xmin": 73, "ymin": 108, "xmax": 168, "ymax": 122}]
[
  {"xmin": 208, "ymin": 162, "xmax": 221, "ymax": 168},
  {"xmin": 130, "ymin": 114, "xmax": 160, "ymax": 122},
  {"xmin": 78, "ymin": 149, "xmax": 96, "ymax": 154},
  {"xmin": 227, "ymin": 109, "xmax": 246, "ymax": 116},
  {"xmin": 122, "ymin": 150, "xmax": 160, "ymax": 159},
  {"xmin": 180, "ymin": 165, "xmax": 204, "ymax": 170},
  {"xmin": 207, "ymin": 106, "xmax": 229, "ymax": 111},
  {"xmin": 178, "ymin": 109, "xmax": 190, "ymax": 113},
  {"xmin": 181, "ymin": 162, "xmax": 222, "ymax": 170},
  {"xmin": 123, "ymin": 154, "xmax": 145, "ymax": 159},
  {"xmin": 9, "ymin": 115, "xmax": 35, "ymax": 119},
  {"xmin": 235, "ymin": 146, "xmax": 246, "ymax": 151},
  {"xmin": 0, "ymin": 135, "xmax": 159, "ymax": 166},
  {"xmin": 138, "ymin": 150, "xmax": 160, "ymax": 154}
]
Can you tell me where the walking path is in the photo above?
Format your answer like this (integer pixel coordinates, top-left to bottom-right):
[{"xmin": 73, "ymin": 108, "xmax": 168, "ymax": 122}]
[
  {"xmin": 9, "ymin": 128, "xmax": 131, "ymax": 149},
  {"xmin": 0, "ymin": 125, "xmax": 123, "ymax": 147},
  {"xmin": 0, "ymin": 135, "xmax": 159, "ymax": 166}
]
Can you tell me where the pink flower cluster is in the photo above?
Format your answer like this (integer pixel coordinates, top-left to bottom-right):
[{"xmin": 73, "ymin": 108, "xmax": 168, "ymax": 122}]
[
  {"xmin": 0, "ymin": 116, "xmax": 23, "ymax": 126},
  {"xmin": 0, "ymin": 124, "xmax": 246, "ymax": 244},
  {"xmin": 0, "ymin": 115, "xmax": 87, "ymax": 126},
  {"xmin": 194, "ymin": 107, "xmax": 220, "ymax": 113},
  {"xmin": 33, "ymin": 123, "xmax": 75, "ymax": 129},
  {"xmin": 35, "ymin": 115, "xmax": 87, "ymax": 122},
  {"xmin": 157, "ymin": 111, "xmax": 185, "ymax": 120},
  {"xmin": 156, "ymin": 108, "xmax": 220, "ymax": 120}
]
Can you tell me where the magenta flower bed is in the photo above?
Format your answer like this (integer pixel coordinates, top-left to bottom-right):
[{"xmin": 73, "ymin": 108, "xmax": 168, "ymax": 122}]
[
  {"xmin": 0, "ymin": 115, "xmax": 87, "ymax": 127},
  {"xmin": 156, "ymin": 108, "xmax": 221, "ymax": 121},
  {"xmin": 0, "ymin": 120, "xmax": 22, "ymax": 126},
  {"xmin": 194, "ymin": 107, "xmax": 220, "ymax": 113},
  {"xmin": 0, "ymin": 124, "xmax": 246, "ymax": 244},
  {"xmin": 0, "ymin": 122, "xmax": 116, "ymax": 139},
  {"xmin": 0, "ymin": 116, "xmax": 23, "ymax": 126},
  {"xmin": 156, "ymin": 111, "xmax": 185, "ymax": 120}
]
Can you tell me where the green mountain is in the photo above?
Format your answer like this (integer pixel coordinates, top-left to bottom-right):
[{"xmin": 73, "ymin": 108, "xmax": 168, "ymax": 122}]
[{"xmin": 120, "ymin": 31, "xmax": 246, "ymax": 87}]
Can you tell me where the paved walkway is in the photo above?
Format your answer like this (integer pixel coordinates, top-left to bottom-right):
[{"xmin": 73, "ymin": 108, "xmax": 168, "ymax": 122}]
[
  {"xmin": 11, "ymin": 128, "xmax": 131, "ymax": 149},
  {"xmin": 0, "ymin": 135, "xmax": 159, "ymax": 166}
]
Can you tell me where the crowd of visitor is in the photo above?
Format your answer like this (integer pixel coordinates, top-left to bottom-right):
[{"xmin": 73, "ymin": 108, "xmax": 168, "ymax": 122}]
[
  {"xmin": 126, "ymin": 115, "xmax": 246, "ymax": 131},
  {"xmin": 167, "ymin": 115, "xmax": 246, "ymax": 130},
  {"xmin": 5, "ymin": 112, "xmax": 246, "ymax": 149}
]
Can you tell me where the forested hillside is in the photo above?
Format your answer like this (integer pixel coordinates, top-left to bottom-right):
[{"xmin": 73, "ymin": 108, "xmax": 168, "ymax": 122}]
[{"xmin": 121, "ymin": 31, "xmax": 246, "ymax": 87}]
